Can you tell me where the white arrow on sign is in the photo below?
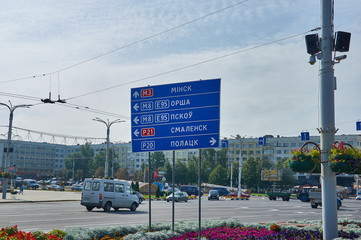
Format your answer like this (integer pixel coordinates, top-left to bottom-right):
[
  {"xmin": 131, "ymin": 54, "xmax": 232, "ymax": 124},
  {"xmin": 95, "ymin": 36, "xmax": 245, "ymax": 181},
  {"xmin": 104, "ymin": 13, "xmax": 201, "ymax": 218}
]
[
  {"xmin": 134, "ymin": 129, "xmax": 140, "ymax": 137},
  {"xmin": 133, "ymin": 91, "xmax": 140, "ymax": 98},
  {"xmin": 133, "ymin": 103, "xmax": 139, "ymax": 111},
  {"xmin": 210, "ymin": 137, "xmax": 217, "ymax": 146},
  {"xmin": 133, "ymin": 116, "xmax": 139, "ymax": 124}
]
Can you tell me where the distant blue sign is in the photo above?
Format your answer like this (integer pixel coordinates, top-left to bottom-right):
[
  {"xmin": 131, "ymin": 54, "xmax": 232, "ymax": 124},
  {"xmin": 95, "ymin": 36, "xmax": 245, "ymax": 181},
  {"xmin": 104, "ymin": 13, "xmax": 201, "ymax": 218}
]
[
  {"xmin": 258, "ymin": 137, "xmax": 266, "ymax": 146},
  {"xmin": 301, "ymin": 132, "xmax": 310, "ymax": 141},
  {"xmin": 357, "ymin": 121, "xmax": 361, "ymax": 131},
  {"xmin": 221, "ymin": 140, "xmax": 229, "ymax": 148},
  {"xmin": 131, "ymin": 79, "xmax": 220, "ymax": 152}
]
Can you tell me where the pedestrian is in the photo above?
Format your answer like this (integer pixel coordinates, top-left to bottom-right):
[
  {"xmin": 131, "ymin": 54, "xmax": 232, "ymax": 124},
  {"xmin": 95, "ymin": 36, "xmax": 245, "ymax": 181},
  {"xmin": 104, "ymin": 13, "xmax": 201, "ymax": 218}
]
[{"xmin": 19, "ymin": 185, "xmax": 24, "ymax": 195}]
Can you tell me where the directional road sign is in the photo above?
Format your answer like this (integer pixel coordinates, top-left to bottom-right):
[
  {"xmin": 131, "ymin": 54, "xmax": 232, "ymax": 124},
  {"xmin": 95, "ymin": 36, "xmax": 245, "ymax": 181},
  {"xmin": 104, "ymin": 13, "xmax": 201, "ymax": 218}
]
[
  {"xmin": 131, "ymin": 78, "xmax": 220, "ymax": 152},
  {"xmin": 258, "ymin": 137, "xmax": 266, "ymax": 146},
  {"xmin": 301, "ymin": 132, "xmax": 310, "ymax": 141},
  {"xmin": 357, "ymin": 121, "xmax": 361, "ymax": 131},
  {"xmin": 221, "ymin": 140, "xmax": 229, "ymax": 148}
]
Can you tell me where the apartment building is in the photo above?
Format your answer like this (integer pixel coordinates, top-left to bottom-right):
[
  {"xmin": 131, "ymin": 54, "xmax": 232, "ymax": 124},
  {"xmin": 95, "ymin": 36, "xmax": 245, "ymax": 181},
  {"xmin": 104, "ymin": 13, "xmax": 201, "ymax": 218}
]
[{"xmin": 1, "ymin": 134, "xmax": 360, "ymax": 179}]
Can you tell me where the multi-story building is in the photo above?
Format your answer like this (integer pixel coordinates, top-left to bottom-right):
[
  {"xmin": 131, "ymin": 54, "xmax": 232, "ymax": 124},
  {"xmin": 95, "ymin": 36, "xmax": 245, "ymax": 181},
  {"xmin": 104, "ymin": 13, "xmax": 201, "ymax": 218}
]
[
  {"xmin": 0, "ymin": 140, "xmax": 67, "ymax": 179},
  {"xmin": 1, "ymin": 134, "xmax": 360, "ymax": 180}
]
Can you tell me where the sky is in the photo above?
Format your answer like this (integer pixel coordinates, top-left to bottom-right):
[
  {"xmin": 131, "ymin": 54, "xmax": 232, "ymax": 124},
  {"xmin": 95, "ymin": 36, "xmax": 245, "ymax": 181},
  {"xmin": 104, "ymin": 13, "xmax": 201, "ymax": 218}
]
[{"xmin": 0, "ymin": 0, "xmax": 360, "ymax": 145}]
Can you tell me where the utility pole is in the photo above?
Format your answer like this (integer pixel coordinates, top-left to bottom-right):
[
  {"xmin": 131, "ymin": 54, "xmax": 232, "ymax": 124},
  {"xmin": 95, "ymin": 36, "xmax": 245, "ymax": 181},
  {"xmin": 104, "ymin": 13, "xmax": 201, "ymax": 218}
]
[
  {"xmin": 93, "ymin": 118, "xmax": 124, "ymax": 178},
  {"xmin": 305, "ymin": 1, "xmax": 350, "ymax": 238},
  {"xmin": 319, "ymin": 1, "xmax": 338, "ymax": 238},
  {"xmin": 0, "ymin": 101, "xmax": 32, "ymax": 199}
]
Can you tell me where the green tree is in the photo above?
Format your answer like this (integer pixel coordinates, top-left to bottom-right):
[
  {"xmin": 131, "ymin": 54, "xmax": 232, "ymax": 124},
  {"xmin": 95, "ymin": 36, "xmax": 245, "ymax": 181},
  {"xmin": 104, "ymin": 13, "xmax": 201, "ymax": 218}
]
[
  {"xmin": 215, "ymin": 149, "xmax": 228, "ymax": 168},
  {"xmin": 151, "ymin": 152, "xmax": 166, "ymax": 170},
  {"xmin": 155, "ymin": 185, "xmax": 161, "ymax": 198},
  {"xmin": 65, "ymin": 143, "xmax": 94, "ymax": 180},
  {"xmin": 209, "ymin": 164, "xmax": 228, "ymax": 185},
  {"xmin": 135, "ymin": 181, "xmax": 140, "ymax": 192},
  {"xmin": 115, "ymin": 168, "xmax": 130, "ymax": 180},
  {"xmin": 275, "ymin": 158, "xmax": 296, "ymax": 190},
  {"xmin": 94, "ymin": 166, "xmax": 104, "ymax": 178},
  {"xmin": 164, "ymin": 161, "xmax": 172, "ymax": 184},
  {"xmin": 187, "ymin": 157, "xmax": 198, "ymax": 184},
  {"xmin": 242, "ymin": 158, "xmax": 261, "ymax": 190},
  {"xmin": 175, "ymin": 160, "xmax": 188, "ymax": 185}
]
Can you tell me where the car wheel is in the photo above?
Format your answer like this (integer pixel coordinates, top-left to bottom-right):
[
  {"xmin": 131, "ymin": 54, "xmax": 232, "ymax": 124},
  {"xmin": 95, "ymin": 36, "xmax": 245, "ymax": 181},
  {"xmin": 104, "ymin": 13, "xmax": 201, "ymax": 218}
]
[
  {"xmin": 103, "ymin": 202, "xmax": 112, "ymax": 212},
  {"xmin": 311, "ymin": 204, "xmax": 317, "ymax": 208},
  {"xmin": 185, "ymin": 199, "xmax": 188, "ymax": 202},
  {"xmin": 130, "ymin": 202, "xmax": 138, "ymax": 211},
  {"xmin": 114, "ymin": 208, "xmax": 119, "ymax": 211},
  {"xmin": 167, "ymin": 199, "xmax": 170, "ymax": 202},
  {"xmin": 86, "ymin": 206, "xmax": 94, "ymax": 212}
]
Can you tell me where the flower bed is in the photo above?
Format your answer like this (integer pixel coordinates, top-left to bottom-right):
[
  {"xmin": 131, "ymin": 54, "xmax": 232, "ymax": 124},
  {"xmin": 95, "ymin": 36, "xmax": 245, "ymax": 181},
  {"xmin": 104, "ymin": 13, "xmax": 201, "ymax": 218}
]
[
  {"xmin": 0, "ymin": 225, "xmax": 65, "ymax": 240},
  {"xmin": 2, "ymin": 219, "xmax": 361, "ymax": 240}
]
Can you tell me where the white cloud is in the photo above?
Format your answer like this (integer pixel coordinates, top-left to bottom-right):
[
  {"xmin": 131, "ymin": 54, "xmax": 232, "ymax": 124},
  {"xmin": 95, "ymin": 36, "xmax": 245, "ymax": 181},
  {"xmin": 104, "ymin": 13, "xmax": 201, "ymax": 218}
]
[{"xmin": 0, "ymin": 0, "xmax": 360, "ymax": 144}]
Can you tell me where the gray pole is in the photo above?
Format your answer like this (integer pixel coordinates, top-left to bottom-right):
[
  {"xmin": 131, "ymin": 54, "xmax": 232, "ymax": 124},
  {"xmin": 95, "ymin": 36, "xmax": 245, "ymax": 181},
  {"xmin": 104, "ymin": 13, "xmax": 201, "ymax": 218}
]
[
  {"xmin": 0, "ymin": 102, "xmax": 32, "ymax": 200},
  {"xmin": 319, "ymin": 0, "xmax": 338, "ymax": 238},
  {"xmin": 230, "ymin": 162, "xmax": 233, "ymax": 188},
  {"xmin": 198, "ymin": 149, "xmax": 202, "ymax": 240},
  {"xmin": 172, "ymin": 150, "xmax": 175, "ymax": 232},
  {"xmin": 105, "ymin": 127, "xmax": 110, "ymax": 178},
  {"xmin": 148, "ymin": 152, "xmax": 152, "ymax": 232},
  {"xmin": 93, "ymin": 118, "xmax": 124, "ymax": 178}
]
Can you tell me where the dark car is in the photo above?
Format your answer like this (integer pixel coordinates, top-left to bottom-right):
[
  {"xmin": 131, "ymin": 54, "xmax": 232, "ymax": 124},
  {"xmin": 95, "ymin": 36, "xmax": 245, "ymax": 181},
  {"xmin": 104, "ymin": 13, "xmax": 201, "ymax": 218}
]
[
  {"xmin": 180, "ymin": 185, "xmax": 203, "ymax": 197},
  {"xmin": 211, "ymin": 187, "xmax": 231, "ymax": 196},
  {"xmin": 167, "ymin": 191, "xmax": 188, "ymax": 202},
  {"xmin": 208, "ymin": 190, "xmax": 220, "ymax": 200},
  {"xmin": 136, "ymin": 191, "xmax": 144, "ymax": 204}
]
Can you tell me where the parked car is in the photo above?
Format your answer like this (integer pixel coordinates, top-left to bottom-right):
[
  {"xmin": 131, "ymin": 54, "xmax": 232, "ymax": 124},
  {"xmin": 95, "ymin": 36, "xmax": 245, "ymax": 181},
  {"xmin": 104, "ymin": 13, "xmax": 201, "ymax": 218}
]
[
  {"xmin": 135, "ymin": 191, "xmax": 144, "ymax": 204},
  {"xmin": 48, "ymin": 184, "xmax": 60, "ymax": 190},
  {"xmin": 166, "ymin": 191, "xmax": 188, "ymax": 202},
  {"xmin": 208, "ymin": 190, "xmax": 219, "ymax": 200},
  {"xmin": 180, "ymin": 185, "xmax": 203, "ymax": 196},
  {"xmin": 71, "ymin": 184, "xmax": 83, "ymax": 191},
  {"xmin": 356, "ymin": 194, "xmax": 361, "ymax": 200},
  {"xmin": 23, "ymin": 179, "xmax": 39, "ymax": 190}
]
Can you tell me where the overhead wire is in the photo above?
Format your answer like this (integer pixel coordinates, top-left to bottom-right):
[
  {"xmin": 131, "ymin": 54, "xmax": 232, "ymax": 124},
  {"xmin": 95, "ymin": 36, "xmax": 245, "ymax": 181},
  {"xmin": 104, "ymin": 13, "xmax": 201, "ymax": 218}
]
[
  {"xmin": 67, "ymin": 29, "xmax": 318, "ymax": 100},
  {"xmin": 0, "ymin": 0, "xmax": 249, "ymax": 85},
  {"xmin": 0, "ymin": 91, "xmax": 129, "ymax": 119}
]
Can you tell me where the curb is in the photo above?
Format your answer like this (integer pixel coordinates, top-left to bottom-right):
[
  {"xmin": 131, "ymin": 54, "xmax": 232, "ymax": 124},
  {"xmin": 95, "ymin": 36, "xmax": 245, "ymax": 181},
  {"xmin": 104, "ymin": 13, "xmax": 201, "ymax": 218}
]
[{"xmin": 0, "ymin": 199, "xmax": 80, "ymax": 204}]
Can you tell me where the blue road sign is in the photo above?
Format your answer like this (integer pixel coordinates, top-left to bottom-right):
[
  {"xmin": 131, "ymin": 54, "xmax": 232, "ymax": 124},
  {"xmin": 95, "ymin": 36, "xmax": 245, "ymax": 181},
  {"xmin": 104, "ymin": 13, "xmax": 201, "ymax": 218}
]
[
  {"xmin": 221, "ymin": 140, "xmax": 229, "ymax": 148},
  {"xmin": 258, "ymin": 137, "xmax": 266, "ymax": 146},
  {"xmin": 357, "ymin": 121, "xmax": 361, "ymax": 131},
  {"xmin": 301, "ymin": 132, "xmax": 310, "ymax": 141},
  {"xmin": 131, "ymin": 79, "xmax": 220, "ymax": 152}
]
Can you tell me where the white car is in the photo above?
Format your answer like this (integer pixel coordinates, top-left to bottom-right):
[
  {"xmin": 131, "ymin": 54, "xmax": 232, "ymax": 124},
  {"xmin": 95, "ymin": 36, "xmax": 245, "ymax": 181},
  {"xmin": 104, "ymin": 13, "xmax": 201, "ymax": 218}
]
[
  {"xmin": 81, "ymin": 178, "xmax": 139, "ymax": 212},
  {"xmin": 356, "ymin": 195, "xmax": 361, "ymax": 200}
]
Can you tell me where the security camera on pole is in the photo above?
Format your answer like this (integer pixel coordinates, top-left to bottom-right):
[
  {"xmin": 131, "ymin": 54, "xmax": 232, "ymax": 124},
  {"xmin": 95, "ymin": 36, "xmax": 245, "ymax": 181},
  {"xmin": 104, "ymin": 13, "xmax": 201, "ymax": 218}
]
[{"xmin": 304, "ymin": 1, "xmax": 351, "ymax": 238}]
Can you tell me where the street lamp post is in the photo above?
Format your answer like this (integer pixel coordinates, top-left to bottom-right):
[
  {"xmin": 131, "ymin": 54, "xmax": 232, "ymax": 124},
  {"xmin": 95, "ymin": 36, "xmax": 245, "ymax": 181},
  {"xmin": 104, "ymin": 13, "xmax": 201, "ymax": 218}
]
[
  {"xmin": 231, "ymin": 135, "xmax": 245, "ymax": 198},
  {"xmin": 0, "ymin": 101, "xmax": 32, "ymax": 199},
  {"xmin": 93, "ymin": 118, "xmax": 124, "ymax": 178}
]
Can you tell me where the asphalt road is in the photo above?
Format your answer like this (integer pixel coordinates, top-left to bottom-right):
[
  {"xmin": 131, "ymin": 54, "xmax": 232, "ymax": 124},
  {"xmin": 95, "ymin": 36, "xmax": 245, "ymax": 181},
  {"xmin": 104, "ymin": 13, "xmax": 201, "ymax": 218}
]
[{"xmin": 1, "ymin": 196, "xmax": 360, "ymax": 232}]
